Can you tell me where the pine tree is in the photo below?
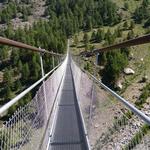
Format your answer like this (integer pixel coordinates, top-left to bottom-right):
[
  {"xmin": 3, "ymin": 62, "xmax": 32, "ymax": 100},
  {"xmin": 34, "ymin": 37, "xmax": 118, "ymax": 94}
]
[
  {"xmin": 91, "ymin": 31, "xmax": 96, "ymax": 41},
  {"xmin": 127, "ymin": 30, "xmax": 134, "ymax": 40},
  {"xmin": 4, "ymin": 23, "xmax": 14, "ymax": 38},
  {"xmin": 18, "ymin": 60, "xmax": 23, "ymax": 72},
  {"xmin": 12, "ymin": 50, "xmax": 19, "ymax": 66},
  {"xmin": 24, "ymin": 92, "xmax": 32, "ymax": 104},
  {"xmin": 74, "ymin": 35, "xmax": 78, "ymax": 46},
  {"xmin": 123, "ymin": 21, "xmax": 128, "ymax": 30},
  {"xmin": 22, "ymin": 63, "xmax": 30, "ymax": 81},
  {"xmin": 105, "ymin": 29, "xmax": 115, "ymax": 45},
  {"xmin": 124, "ymin": 2, "xmax": 129, "ymax": 10},
  {"xmin": 0, "ymin": 46, "xmax": 8, "ymax": 60},
  {"xmin": 134, "ymin": 0, "xmax": 150, "ymax": 23},
  {"xmin": 85, "ymin": 43, "xmax": 89, "ymax": 51},
  {"xmin": 96, "ymin": 29, "xmax": 105, "ymax": 42},
  {"xmin": 5, "ymin": 85, "xmax": 12, "ymax": 100},
  {"xmin": 3, "ymin": 69, "xmax": 13, "ymax": 86},
  {"xmin": 98, "ymin": 53, "xmax": 107, "ymax": 66},
  {"xmin": 22, "ymin": 7, "xmax": 28, "ymax": 21},
  {"xmin": 102, "ymin": 51, "xmax": 128, "ymax": 87},
  {"xmin": 83, "ymin": 33, "xmax": 89, "ymax": 45},
  {"xmin": 115, "ymin": 27, "xmax": 122, "ymax": 37},
  {"xmin": 85, "ymin": 16, "xmax": 92, "ymax": 31},
  {"xmin": 121, "ymin": 47, "xmax": 130, "ymax": 57},
  {"xmin": 130, "ymin": 21, "xmax": 135, "ymax": 29},
  {"xmin": 15, "ymin": 80, "xmax": 22, "ymax": 91},
  {"xmin": 143, "ymin": 0, "xmax": 149, "ymax": 7},
  {"xmin": 144, "ymin": 18, "xmax": 150, "ymax": 27},
  {"xmin": 31, "ymin": 55, "xmax": 40, "ymax": 81}
]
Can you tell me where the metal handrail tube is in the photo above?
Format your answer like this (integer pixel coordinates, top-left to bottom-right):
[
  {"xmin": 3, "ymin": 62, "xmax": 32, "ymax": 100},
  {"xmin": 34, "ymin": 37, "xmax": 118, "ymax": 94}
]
[
  {"xmin": 74, "ymin": 56, "xmax": 150, "ymax": 125},
  {"xmin": 0, "ymin": 36, "xmax": 62, "ymax": 56},
  {"xmin": 0, "ymin": 63, "xmax": 62, "ymax": 115},
  {"xmin": 71, "ymin": 60, "xmax": 91, "ymax": 150},
  {"xmin": 73, "ymin": 54, "xmax": 150, "ymax": 125},
  {"xmin": 80, "ymin": 34, "xmax": 150, "ymax": 56},
  {"xmin": 88, "ymin": 73, "xmax": 150, "ymax": 125}
]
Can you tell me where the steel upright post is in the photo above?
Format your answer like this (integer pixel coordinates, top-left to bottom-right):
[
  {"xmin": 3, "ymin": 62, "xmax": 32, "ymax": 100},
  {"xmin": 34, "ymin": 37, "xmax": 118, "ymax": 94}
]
[
  {"xmin": 39, "ymin": 52, "xmax": 48, "ymax": 120},
  {"xmin": 88, "ymin": 54, "xmax": 98, "ymax": 135},
  {"xmin": 52, "ymin": 55, "xmax": 55, "ymax": 68}
]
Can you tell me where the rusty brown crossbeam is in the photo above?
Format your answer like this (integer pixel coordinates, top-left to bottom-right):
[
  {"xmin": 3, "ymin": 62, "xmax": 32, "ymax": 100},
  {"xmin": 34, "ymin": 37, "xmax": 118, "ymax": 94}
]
[
  {"xmin": 0, "ymin": 36, "xmax": 63, "ymax": 56},
  {"xmin": 80, "ymin": 34, "xmax": 150, "ymax": 57}
]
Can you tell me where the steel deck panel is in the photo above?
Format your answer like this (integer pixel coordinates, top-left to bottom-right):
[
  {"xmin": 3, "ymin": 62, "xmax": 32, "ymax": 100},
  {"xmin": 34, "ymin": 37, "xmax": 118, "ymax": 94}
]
[
  {"xmin": 49, "ymin": 62, "xmax": 88, "ymax": 150},
  {"xmin": 51, "ymin": 106, "xmax": 81, "ymax": 143},
  {"xmin": 50, "ymin": 144, "xmax": 82, "ymax": 150},
  {"xmin": 59, "ymin": 91, "xmax": 75, "ymax": 105}
]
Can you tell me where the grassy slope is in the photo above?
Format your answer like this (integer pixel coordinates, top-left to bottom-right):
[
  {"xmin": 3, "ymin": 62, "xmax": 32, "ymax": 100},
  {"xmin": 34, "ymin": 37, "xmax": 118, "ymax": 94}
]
[
  {"xmin": 71, "ymin": 0, "xmax": 150, "ymax": 103},
  {"xmin": 70, "ymin": 1, "xmax": 150, "ymax": 148},
  {"xmin": 0, "ymin": 0, "xmax": 47, "ymax": 127}
]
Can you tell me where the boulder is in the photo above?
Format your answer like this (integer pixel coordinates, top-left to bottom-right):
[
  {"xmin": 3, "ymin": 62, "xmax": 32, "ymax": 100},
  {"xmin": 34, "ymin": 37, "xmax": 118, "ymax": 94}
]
[
  {"xmin": 124, "ymin": 68, "xmax": 135, "ymax": 75},
  {"xmin": 141, "ymin": 58, "xmax": 144, "ymax": 61},
  {"xmin": 116, "ymin": 80, "xmax": 123, "ymax": 90},
  {"xmin": 94, "ymin": 123, "xmax": 99, "ymax": 128},
  {"xmin": 84, "ymin": 58, "xmax": 88, "ymax": 61},
  {"xmin": 100, "ymin": 66, "xmax": 105, "ymax": 70}
]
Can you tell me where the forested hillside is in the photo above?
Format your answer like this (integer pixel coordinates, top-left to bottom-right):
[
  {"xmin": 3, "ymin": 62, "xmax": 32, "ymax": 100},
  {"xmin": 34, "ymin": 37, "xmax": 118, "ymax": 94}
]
[
  {"xmin": 0, "ymin": 0, "xmax": 121, "ymax": 114},
  {"xmin": 0, "ymin": 0, "xmax": 150, "ymax": 149},
  {"xmin": 45, "ymin": 0, "xmax": 120, "ymax": 35},
  {"xmin": 0, "ymin": 0, "xmax": 67, "ymax": 116},
  {"xmin": 71, "ymin": 0, "xmax": 150, "ymax": 87},
  {"xmin": 0, "ymin": 0, "xmax": 150, "ymax": 117},
  {"xmin": 68, "ymin": 1, "xmax": 150, "ymax": 148}
]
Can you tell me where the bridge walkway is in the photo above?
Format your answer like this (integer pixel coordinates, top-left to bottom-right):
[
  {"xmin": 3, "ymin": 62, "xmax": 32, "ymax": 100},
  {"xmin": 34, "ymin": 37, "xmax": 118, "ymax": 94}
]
[{"xmin": 49, "ymin": 57, "xmax": 88, "ymax": 150}]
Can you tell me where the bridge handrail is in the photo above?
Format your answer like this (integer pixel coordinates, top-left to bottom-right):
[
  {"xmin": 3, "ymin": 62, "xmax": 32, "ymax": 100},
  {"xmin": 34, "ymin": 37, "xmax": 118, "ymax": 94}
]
[
  {"xmin": 0, "ymin": 36, "xmax": 63, "ymax": 56},
  {"xmin": 79, "ymin": 67, "xmax": 150, "ymax": 125},
  {"xmin": 0, "ymin": 62, "xmax": 62, "ymax": 115},
  {"xmin": 80, "ymin": 33, "xmax": 150, "ymax": 56}
]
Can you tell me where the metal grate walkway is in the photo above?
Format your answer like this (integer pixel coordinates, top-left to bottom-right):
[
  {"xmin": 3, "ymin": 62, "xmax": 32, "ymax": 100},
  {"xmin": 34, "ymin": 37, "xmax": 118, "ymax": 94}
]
[{"xmin": 49, "ymin": 58, "xmax": 88, "ymax": 150}]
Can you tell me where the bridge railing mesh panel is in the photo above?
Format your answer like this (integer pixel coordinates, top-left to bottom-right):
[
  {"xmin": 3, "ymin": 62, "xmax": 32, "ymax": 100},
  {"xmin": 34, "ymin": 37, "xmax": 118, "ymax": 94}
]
[
  {"xmin": 0, "ymin": 59, "xmax": 67, "ymax": 150},
  {"xmin": 71, "ymin": 58, "xmax": 150, "ymax": 150}
]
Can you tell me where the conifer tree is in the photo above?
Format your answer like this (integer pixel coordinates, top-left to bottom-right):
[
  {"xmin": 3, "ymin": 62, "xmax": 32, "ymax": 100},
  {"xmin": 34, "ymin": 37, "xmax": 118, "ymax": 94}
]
[
  {"xmin": 3, "ymin": 69, "xmax": 13, "ymax": 87},
  {"xmin": 96, "ymin": 29, "xmax": 105, "ymax": 42},
  {"xmin": 5, "ymin": 85, "xmax": 12, "ymax": 100},
  {"xmin": 22, "ymin": 63, "xmax": 30, "ymax": 81},
  {"xmin": 91, "ymin": 31, "xmax": 96, "ymax": 41},
  {"xmin": 74, "ymin": 35, "xmax": 78, "ymax": 46},
  {"xmin": 83, "ymin": 33, "xmax": 89, "ymax": 45}
]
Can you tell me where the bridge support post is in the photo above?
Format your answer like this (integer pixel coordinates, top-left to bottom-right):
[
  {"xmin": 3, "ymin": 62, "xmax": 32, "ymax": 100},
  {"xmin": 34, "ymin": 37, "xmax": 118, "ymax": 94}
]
[
  {"xmin": 52, "ymin": 55, "xmax": 55, "ymax": 68},
  {"xmin": 39, "ymin": 52, "xmax": 48, "ymax": 120},
  {"xmin": 88, "ymin": 54, "xmax": 99, "ymax": 135}
]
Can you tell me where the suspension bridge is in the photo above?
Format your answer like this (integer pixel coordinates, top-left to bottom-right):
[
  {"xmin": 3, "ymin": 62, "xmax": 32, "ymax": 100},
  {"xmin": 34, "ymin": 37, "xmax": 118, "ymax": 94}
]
[{"xmin": 0, "ymin": 34, "xmax": 150, "ymax": 150}]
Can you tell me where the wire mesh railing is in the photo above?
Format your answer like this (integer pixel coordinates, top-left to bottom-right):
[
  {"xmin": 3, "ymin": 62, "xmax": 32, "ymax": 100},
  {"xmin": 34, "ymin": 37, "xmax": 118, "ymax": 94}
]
[
  {"xmin": 71, "ymin": 57, "xmax": 150, "ymax": 150},
  {"xmin": 0, "ymin": 36, "xmax": 66, "ymax": 150},
  {"xmin": 1, "ymin": 34, "xmax": 150, "ymax": 150},
  {"xmin": 0, "ymin": 57, "xmax": 67, "ymax": 150}
]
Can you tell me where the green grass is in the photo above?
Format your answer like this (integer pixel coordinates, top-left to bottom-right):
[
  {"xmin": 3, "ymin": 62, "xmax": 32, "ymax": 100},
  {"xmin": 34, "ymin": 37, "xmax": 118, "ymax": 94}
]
[
  {"xmin": 112, "ymin": 0, "xmax": 141, "ymax": 13},
  {"xmin": 123, "ymin": 124, "xmax": 150, "ymax": 150},
  {"xmin": 70, "ymin": 2, "xmax": 150, "ymax": 120},
  {"xmin": 71, "ymin": 1, "xmax": 150, "ymax": 149}
]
